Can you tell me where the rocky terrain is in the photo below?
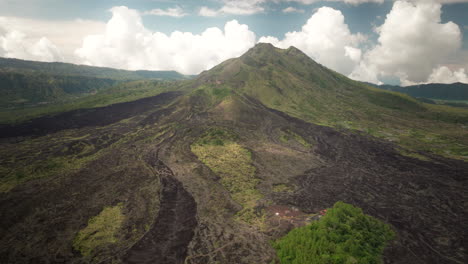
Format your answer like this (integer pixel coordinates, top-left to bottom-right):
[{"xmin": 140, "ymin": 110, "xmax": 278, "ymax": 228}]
[{"xmin": 0, "ymin": 44, "xmax": 467, "ymax": 263}]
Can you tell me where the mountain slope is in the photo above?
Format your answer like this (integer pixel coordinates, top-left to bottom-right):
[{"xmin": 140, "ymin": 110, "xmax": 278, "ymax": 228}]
[
  {"xmin": 194, "ymin": 43, "xmax": 468, "ymax": 160},
  {"xmin": 0, "ymin": 44, "xmax": 467, "ymax": 264}
]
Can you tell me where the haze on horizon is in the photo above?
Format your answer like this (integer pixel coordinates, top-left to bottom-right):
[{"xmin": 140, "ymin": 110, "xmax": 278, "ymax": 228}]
[{"xmin": 1, "ymin": 0, "xmax": 467, "ymax": 86}]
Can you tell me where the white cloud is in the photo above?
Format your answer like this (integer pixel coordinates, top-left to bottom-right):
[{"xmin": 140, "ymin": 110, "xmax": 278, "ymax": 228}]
[
  {"xmin": 399, "ymin": 0, "xmax": 468, "ymax": 3},
  {"xmin": 328, "ymin": 0, "xmax": 384, "ymax": 4},
  {"xmin": 344, "ymin": 46, "xmax": 362, "ymax": 62},
  {"xmin": 285, "ymin": 0, "xmax": 466, "ymax": 4},
  {"xmin": 199, "ymin": 0, "xmax": 466, "ymax": 17},
  {"xmin": 283, "ymin": 0, "xmax": 384, "ymax": 5},
  {"xmin": 199, "ymin": 0, "xmax": 266, "ymax": 16},
  {"xmin": 282, "ymin": 7, "xmax": 305, "ymax": 13},
  {"xmin": 199, "ymin": 7, "xmax": 219, "ymax": 17},
  {"xmin": 342, "ymin": 0, "xmax": 384, "ymax": 3},
  {"xmin": 259, "ymin": 7, "xmax": 366, "ymax": 75},
  {"xmin": 144, "ymin": 6, "xmax": 187, "ymax": 17},
  {"xmin": 350, "ymin": 0, "xmax": 465, "ymax": 85},
  {"xmin": 0, "ymin": 16, "xmax": 105, "ymax": 61},
  {"xmin": 199, "ymin": 0, "xmax": 388, "ymax": 16},
  {"xmin": 75, "ymin": 6, "xmax": 256, "ymax": 75},
  {"xmin": 0, "ymin": 27, "xmax": 63, "ymax": 62},
  {"xmin": 427, "ymin": 66, "xmax": 468, "ymax": 84}
]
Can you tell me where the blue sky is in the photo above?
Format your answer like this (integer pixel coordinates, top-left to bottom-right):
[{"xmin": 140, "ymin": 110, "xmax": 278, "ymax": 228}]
[
  {"xmin": 0, "ymin": 0, "xmax": 467, "ymax": 85},
  {"xmin": 2, "ymin": 0, "xmax": 466, "ymax": 45}
]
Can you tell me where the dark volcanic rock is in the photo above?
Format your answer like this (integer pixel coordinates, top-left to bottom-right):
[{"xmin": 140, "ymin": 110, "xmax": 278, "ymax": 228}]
[
  {"xmin": 267, "ymin": 107, "xmax": 468, "ymax": 264},
  {"xmin": 123, "ymin": 161, "xmax": 197, "ymax": 264},
  {"xmin": 1, "ymin": 44, "xmax": 467, "ymax": 264},
  {"xmin": 0, "ymin": 91, "xmax": 182, "ymax": 139}
]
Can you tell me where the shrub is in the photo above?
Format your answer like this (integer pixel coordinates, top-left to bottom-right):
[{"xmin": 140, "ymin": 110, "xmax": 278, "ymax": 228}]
[{"xmin": 273, "ymin": 201, "xmax": 395, "ymax": 264}]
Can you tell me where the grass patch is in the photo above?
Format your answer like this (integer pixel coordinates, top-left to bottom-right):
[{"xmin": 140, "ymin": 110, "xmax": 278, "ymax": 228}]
[
  {"xmin": 0, "ymin": 133, "xmax": 118, "ymax": 192},
  {"xmin": 192, "ymin": 85, "xmax": 233, "ymax": 108},
  {"xmin": 397, "ymin": 148, "xmax": 431, "ymax": 162},
  {"xmin": 273, "ymin": 201, "xmax": 395, "ymax": 264},
  {"xmin": 280, "ymin": 129, "xmax": 312, "ymax": 148},
  {"xmin": 191, "ymin": 128, "xmax": 265, "ymax": 227},
  {"xmin": 0, "ymin": 154, "xmax": 100, "ymax": 193},
  {"xmin": 73, "ymin": 203, "xmax": 125, "ymax": 257}
]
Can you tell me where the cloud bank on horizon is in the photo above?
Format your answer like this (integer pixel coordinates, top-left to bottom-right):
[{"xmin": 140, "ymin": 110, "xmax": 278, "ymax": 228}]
[{"xmin": 0, "ymin": 0, "xmax": 467, "ymax": 85}]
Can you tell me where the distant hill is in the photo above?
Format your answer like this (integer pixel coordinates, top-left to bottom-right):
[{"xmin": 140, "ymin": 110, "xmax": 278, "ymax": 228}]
[
  {"xmin": 0, "ymin": 57, "xmax": 192, "ymax": 110},
  {"xmin": 0, "ymin": 70, "xmax": 118, "ymax": 108},
  {"xmin": 367, "ymin": 82, "xmax": 468, "ymax": 101},
  {"xmin": 0, "ymin": 57, "xmax": 191, "ymax": 80}
]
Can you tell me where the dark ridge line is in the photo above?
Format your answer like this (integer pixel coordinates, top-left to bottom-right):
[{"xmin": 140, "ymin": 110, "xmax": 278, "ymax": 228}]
[{"xmin": 0, "ymin": 91, "xmax": 183, "ymax": 139}]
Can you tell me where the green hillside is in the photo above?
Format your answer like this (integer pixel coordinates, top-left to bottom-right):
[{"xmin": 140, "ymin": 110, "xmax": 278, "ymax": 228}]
[
  {"xmin": 0, "ymin": 57, "xmax": 193, "ymax": 122},
  {"xmin": 0, "ymin": 70, "xmax": 118, "ymax": 107},
  {"xmin": 195, "ymin": 43, "xmax": 468, "ymax": 160},
  {"xmin": 0, "ymin": 57, "xmax": 191, "ymax": 80}
]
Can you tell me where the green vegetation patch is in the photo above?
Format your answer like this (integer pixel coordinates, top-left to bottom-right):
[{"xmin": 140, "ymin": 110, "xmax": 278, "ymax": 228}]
[
  {"xmin": 397, "ymin": 148, "xmax": 431, "ymax": 162},
  {"xmin": 273, "ymin": 201, "xmax": 395, "ymax": 264},
  {"xmin": 0, "ymin": 134, "xmax": 116, "ymax": 192},
  {"xmin": 279, "ymin": 129, "xmax": 312, "ymax": 148},
  {"xmin": 73, "ymin": 203, "xmax": 125, "ymax": 257},
  {"xmin": 272, "ymin": 183, "xmax": 294, "ymax": 193},
  {"xmin": 0, "ymin": 154, "xmax": 96, "ymax": 193},
  {"xmin": 192, "ymin": 85, "xmax": 233, "ymax": 107},
  {"xmin": 191, "ymin": 128, "xmax": 264, "ymax": 226}
]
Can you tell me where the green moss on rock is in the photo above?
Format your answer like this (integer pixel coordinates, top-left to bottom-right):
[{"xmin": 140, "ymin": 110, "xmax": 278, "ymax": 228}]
[{"xmin": 73, "ymin": 203, "xmax": 125, "ymax": 257}]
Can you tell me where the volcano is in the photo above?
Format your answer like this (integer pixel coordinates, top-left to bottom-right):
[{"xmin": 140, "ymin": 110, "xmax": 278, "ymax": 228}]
[{"xmin": 0, "ymin": 43, "xmax": 466, "ymax": 264}]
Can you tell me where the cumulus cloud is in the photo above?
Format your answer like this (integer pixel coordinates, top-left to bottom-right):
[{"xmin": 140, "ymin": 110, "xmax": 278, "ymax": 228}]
[
  {"xmin": 0, "ymin": 16, "xmax": 105, "ymax": 61},
  {"xmin": 144, "ymin": 6, "xmax": 187, "ymax": 17},
  {"xmin": 427, "ymin": 66, "xmax": 468, "ymax": 84},
  {"xmin": 75, "ymin": 6, "xmax": 256, "ymax": 74},
  {"xmin": 259, "ymin": 7, "xmax": 366, "ymax": 75},
  {"xmin": 282, "ymin": 7, "xmax": 305, "ymax": 13},
  {"xmin": 0, "ymin": 27, "xmax": 63, "ymax": 62},
  {"xmin": 350, "ymin": 0, "xmax": 464, "ymax": 85}
]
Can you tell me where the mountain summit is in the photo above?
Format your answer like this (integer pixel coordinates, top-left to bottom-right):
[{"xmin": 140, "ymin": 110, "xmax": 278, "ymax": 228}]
[{"xmin": 198, "ymin": 43, "xmax": 342, "ymax": 91}]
